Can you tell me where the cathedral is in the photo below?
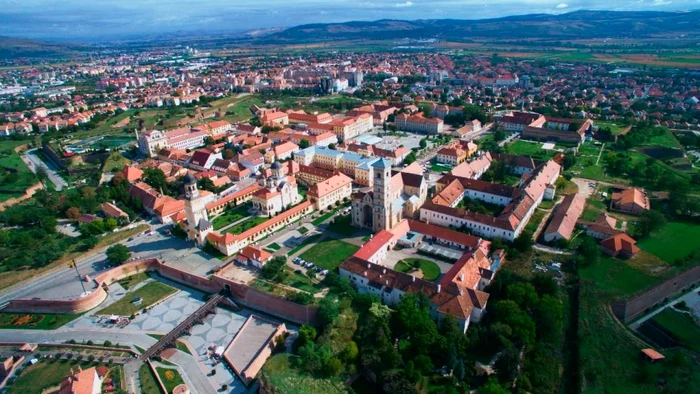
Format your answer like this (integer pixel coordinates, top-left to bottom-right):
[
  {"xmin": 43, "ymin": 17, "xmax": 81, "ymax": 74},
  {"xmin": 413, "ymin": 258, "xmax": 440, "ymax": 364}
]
[
  {"xmin": 352, "ymin": 160, "xmax": 428, "ymax": 232},
  {"xmin": 183, "ymin": 172, "xmax": 213, "ymax": 246},
  {"xmin": 251, "ymin": 161, "xmax": 302, "ymax": 216}
]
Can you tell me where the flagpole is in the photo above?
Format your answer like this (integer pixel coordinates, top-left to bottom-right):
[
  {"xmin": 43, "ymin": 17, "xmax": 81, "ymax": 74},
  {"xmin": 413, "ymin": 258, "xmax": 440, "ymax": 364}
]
[{"xmin": 71, "ymin": 260, "xmax": 88, "ymax": 294}]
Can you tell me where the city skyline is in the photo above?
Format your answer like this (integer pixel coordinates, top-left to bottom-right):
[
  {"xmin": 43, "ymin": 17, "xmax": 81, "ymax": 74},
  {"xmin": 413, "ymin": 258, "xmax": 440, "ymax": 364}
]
[{"xmin": 0, "ymin": 0, "xmax": 697, "ymax": 41}]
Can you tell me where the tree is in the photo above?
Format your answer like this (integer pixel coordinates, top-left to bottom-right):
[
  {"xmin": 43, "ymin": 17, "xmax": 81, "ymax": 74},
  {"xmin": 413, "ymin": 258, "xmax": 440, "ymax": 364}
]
[
  {"xmin": 106, "ymin": 244, "xmax": 130, "ymax": 266},
  {"xmin": 294, "ymin": 324, "xmax": 317, "ymax": 352},
  {"xmin": 317, "ymin": 297, "xmax": 340, "ymax": 326},
  {"xmin": 66, "ymin": 207, "xmax": 81, "ymax": 220},
  {"xmin": 328, "ymin": 143, "xmax": 337, "ymax": 150},
  {"xmin": 419, "ymin": 138, "xmax": 427, "ymax": 149},
  {"xmin": 142, "ymin": 167, "xmax": 167, "ymax": 192},
  {"xmin": 324, "ymin": 357, "xmax": 343, "ymax": 376},
  {"xmin": 480, "ymin": 377, "xmax": 510, "ymax": 394},
  {"xmin": 637, "ymin": 209, "xmax": 666, "ymax": 238},
  {"xmin": 197, "ymin": 177, "xmax": 216, "ymax": 192},
  {"xmin": 104, "ymin": 218, "xmax": 118, "ymax": 232},
  {"xmin": 494, "ymin": 129, "xmax": 506, "ymax": 142},
  {"xmin": 494, "ymin": 346, "xmax": 520, "ymax": 383},
  {"xmin": 299, "ymin": 138, "xmax": 310, "ymax": 149},
  {"xmin": 341, "ymin": 341, "xmax": 358, "ymax": 362}
]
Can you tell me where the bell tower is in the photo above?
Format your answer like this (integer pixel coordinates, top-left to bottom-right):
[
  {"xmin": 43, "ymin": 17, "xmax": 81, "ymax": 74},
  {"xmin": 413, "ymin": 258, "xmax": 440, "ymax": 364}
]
[
  {"xmin": 183, "ymin": 172, "xmax": 210, "ymax": 245},
  {"xmin": 371, "ymin": 159, "xmax": 392, "ymax": 232}
]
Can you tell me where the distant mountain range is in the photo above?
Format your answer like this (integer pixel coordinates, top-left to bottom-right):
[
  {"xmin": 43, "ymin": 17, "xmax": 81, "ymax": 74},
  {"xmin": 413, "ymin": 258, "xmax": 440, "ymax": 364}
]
[
  {"xmin": 2, "ymin": 10, "xmax": 699, "ymax": 60},
  {"xmin": 264, "ymin": 10, "xmax": 700, "ymax": 42}
]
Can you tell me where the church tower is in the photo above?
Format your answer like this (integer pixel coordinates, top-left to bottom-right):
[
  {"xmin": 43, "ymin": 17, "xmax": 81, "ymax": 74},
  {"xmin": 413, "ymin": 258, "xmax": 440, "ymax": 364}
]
[
  {"xmin": 371, "ymin": 159, "xmax": 392, "ymax": 232},
  {"xmin": 183, "ymin": 173, "xmax": 211, "ymax": 245}
]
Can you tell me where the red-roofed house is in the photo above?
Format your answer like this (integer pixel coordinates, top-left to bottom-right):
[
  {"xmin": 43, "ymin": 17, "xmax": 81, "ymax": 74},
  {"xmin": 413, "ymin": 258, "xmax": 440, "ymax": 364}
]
[
  {"xmin": 601, "ymin": 234, "xmax": 640, "ymax": 258},
  {"xmin": 236, "ymin": 245, "xmax": 273, "ymax": 268}
]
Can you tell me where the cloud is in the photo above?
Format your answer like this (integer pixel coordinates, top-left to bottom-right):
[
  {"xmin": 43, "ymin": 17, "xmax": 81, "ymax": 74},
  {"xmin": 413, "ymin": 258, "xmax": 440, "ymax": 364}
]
[
  {"xmin": 395, "ymin": 1, "xmax": 414, "ymax": 7},
  {"xmin": 651, "ymin": 0, "xmax": 671, "ymax": 5},
  {"xmin": 556, "ymin": 3, "xmax": 568, "ymax": 8}
]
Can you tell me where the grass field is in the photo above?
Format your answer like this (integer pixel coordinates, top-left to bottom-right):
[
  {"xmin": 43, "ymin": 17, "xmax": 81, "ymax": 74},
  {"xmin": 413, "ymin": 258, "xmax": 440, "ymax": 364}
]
[
  {"xmin": 287, "ymin": 234, "xmax": 321, "ymax": 256},
  {"xmin": 312, "ymin": 205, "xmax": 347, "ymax": 226},
  {"xmin": 211, "ymin": 203, "xmax": 251, "ymax": 230},
  {"xmin": 284, "ymin": 270, "xmax": 324, "ymax": 294},
  {"xmin": 326, "ymin": 214, "xmax": 356, "ymax": 236},
  {"xmin": 505, "ymin": 140, "xmax": 555, "ymax": 160},
  {"xmin": 0, "ymin": 139, "xmax": 38, "ymax": 201},
  {"xmin": 262, "ymin": 354, "xmax": 345, "ymax": 394},
  {"xmin": 139, "ymin": 364, "xmax": 162, "ymax": 394},
  {"xmin": 266, "ymin": 242, "xmax": 281, "ymax": 251},
  {"xmin": 96, "ymin": 281, "xmax": 177, "ymax": 316},
  {"xmin": 636, "ymin": 221, "xmax": 700, "ymax": 263},
  {"xmin": 596, "ymin": 120, "xmax": 631, "ymax": 136},
  {"xmin": 0, "ymin": 312, "xmax": 81, "ymax": 330},
  {"xmin": 156, "ymin": 367, "xmax": 185, "ymax": 393},
  {"xmin": 579, "ymin": 254, "xmax": 670, "ymax": 298},
  {"xmin": 7, "ymin": 361, "xmax": 100, "ymax": 394},
  {"xmin": 300, "ymin": 239, "xmax": 359, "ymax": 271},
  {"xmin": 652, "ymin": 308, "xmax": 700, "ymax": 352},
  {"xmin": 225, "ymin": 215, "xmax": 269, "ymax": 235},
  {"xmin": 645, "ymin": 129, "xmax": 681, "ymax": 149},
  {"xmin": 394, "ymin": 258, "xmax": 441, "ymax": 281},
  {"xmin": 298, "ymin": 226, "xmax": 309, "ymax": 234},
  {"xmin": 116, "ymin": 272, "xmax": 150, "ymax": 290}
]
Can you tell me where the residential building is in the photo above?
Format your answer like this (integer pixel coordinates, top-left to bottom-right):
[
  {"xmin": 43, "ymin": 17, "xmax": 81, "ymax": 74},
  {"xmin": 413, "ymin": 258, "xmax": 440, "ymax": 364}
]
[{"xmin": 395, "ymin": 113, "xmax": 444, "ymax": 134}]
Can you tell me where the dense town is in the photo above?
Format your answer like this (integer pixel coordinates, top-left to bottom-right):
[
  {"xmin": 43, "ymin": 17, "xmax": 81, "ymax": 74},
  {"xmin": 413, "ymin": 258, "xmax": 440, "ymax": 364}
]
[{"xmin": 0, "ymin": 44, "xmax": 698, "ymax": 394}]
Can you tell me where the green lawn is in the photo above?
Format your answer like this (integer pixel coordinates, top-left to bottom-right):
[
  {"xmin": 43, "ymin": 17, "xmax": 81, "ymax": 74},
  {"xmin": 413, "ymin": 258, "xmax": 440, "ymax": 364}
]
[
  {"xmin": 266, "ymin": 242, "xmax": 281, "ymax": 251},
  {"xmin": 283, "ymin": 269, "xmax": 324, "ymax": 294},
  {"xmin": 117, "ymin": 272, "xmax": 150, "ymax": 290},
  {"xmin": 156, "ymin": 367, "xmax": 185, "ymax": 393},
  {"xmin": 652, "ymin": 308, "xmax": 700, "ymax": 352},
  {"xmin": 211, "ymin": 203, "xmax": 251, "ymax": 230},
  {"xmin": 578, "ymin": 282, "xmax": 700, "ymax": 394},
  {"xmin": 505, "ymin": 140, "xmax": 555, "ymax": 160},
  {"xmin": 300, "ymin": 239, "xmax": 359, "ymax": 271},
  {"xmin": 261, "ymin": 354, "xmax": 346, "ymax": 394},
  {"xmin": 298, "ymin": 226, "xmax": 309, "ymax": 235},
  {"xmin": 139, "ymin": 364, "xmax": 162, "ymax": 394},
  {"xmin": 326, "ymin": 214, "xmax": 357, "ymax": 236},
  {"xmin": 96, "ymin": 281, "xmax": 177, "ymax": 316},
  {"xmin": 579, "ymin": 256, "xmax": 663, "ymax": 297},
  {"xmin": 7, "ymin": 361, "xmax": 99, "ymax": 394},
  {"xmin": 636, "ymin": 221, "xmax": 700, "ymax": 263},
  {"xmin": 312, "ymin": 205, "xmax": 347, "ymax": 226},
  {"xmin": 0, "ymin": 312, "xmax": 81, "ymax": 330},
  {"xmin": 596, "ymin": 120, "xmax": 631, "ymax": 136},
  {"xmin": 394, "ymin": 258, "xmax": 441, "ymax": 281},
  {"xmin": 288, "ymin": 234, "xmax": 321, "ymax": 256},
  {"xmin": 225, "ymin": 215, "xmax": 269, "ymax": 235},
  {"xmin": 0, "ymin": 139, "xmax": 38, "ymax": 201},
  {"xmin": 645, "ymin": 129, "xmax": 681, "ymax": 149}
]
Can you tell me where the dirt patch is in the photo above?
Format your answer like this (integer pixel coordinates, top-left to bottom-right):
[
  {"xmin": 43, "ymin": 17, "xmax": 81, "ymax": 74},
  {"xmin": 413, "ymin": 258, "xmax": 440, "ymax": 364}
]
[
  {"xmin": 112, "ymin": 117, "xmax": 130, "ymax": 129},
  {"xmin": 160, "ymin": 348, "xmax": 177, "ymax": 360}
]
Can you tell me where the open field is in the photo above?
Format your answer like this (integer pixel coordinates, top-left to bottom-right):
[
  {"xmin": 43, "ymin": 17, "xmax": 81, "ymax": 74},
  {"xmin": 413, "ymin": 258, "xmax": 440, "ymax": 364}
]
[
  {"xmin": 505, "ymin": 140, "xmax": 556, "ymax": 160},
  {"xmin": 96, "ymin": 281, "xmax": 177, "ymax": 316},
  {"xmin": 117, "ymin": 272, "xmax": 150, "ymax": 290},
  {"xmin": 7, "ymin": 361, "xmax": 101, "ymax": 394},
  {"xmin": 284, "ymin": 269, "xmax": 324, "ymax": 294},
  {"xmin": 299, "ymin": 239, "xmax": 359, "ymax": 271},
  {"xmin": 580, "ymin": 254, "xmax": 672, "ymax": 298},
  {"xmin": 636, "ymin": 221, "xmax": 700, "ymax": 263},
  {"xmin": 595, "ymin": 120, "xmax": 631, "ymax": 136},
  {"xmin": 287, "ymin": 234, "xmax": 321, "ymax": 256},
  {"xmin": 0, "ymin": 312, "xmax": 81, "ymax": 330},
  {"xmin": 261, "ymin": 354, "xmax": 345, "ymax": 394},
  {"xmin": 394, "ymin": 258, "xmax": 441, "ymax": 281},
  {"xmin": 652, "ymin": 308, "xmax": 700, "ymax": 353},
  {"xmin": 0, "ymin": 139, "xmax": 37, "ymax": 201},
  {"xmin": 644, "ymin": 128, "xmax": 681, "ymax": 149}
]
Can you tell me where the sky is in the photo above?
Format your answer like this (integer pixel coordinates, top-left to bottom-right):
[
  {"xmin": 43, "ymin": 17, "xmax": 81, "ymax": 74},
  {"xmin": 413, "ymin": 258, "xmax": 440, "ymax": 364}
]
[{"xmin": 0, "ymin": 0, "xmax": 697, "ymax": 42}]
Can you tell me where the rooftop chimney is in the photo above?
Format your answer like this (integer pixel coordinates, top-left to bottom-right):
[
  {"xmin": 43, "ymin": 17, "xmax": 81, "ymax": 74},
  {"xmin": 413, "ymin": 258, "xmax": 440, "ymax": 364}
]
[
  {"xmin": 412, "ymin": 275, "xmax": 415, "ymax": 282},
  {"xmin": 437, "ymin": 284, "xmax": 441, "ymax": 293}
]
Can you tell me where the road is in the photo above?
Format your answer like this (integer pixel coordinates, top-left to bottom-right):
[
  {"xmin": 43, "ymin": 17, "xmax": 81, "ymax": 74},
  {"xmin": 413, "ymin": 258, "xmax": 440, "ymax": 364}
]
[
  {"xmin": 23, "ymin": 148, "xmax": 68, "ymax": 191},
  {"xmin": 0, "ymin": 222, "xmax": 211, "ymax": 304}
]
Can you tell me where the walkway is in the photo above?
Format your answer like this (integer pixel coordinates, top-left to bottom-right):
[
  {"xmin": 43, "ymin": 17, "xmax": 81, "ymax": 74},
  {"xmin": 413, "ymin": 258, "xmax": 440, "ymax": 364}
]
[
  {"xmin": 140, "ymin": 292, "xmax": 226, "ymax": 360},
  {"xmin": 595, "ymin": 143, "xmax": 606, "ymax": 165}
]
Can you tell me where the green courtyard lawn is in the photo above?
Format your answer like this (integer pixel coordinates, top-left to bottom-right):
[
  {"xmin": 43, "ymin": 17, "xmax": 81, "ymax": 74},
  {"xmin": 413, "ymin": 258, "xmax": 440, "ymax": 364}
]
[
  {"xmin": 0, "ymin": 312, "xmax": 81, "ymax": 330},
  {"xmin": 96, "ymin": 281, "xmax": 177, "ymax": 316},
  {"xmin": 326, "ymin": 214, "xmax": 357, "ymax": 236},
  {"xmin": 652, "ymin": 308, "xmax": 700, "ymax": 353},
  {"xmin": 300, "ymin": 239, "xmax": 359, "ymax": 271},
  {"xmin": 636, "ymin": 221, "xmax": 700, "ymax": 264},
  {"xmin": 505, "ymin": 140, "xmax": 555, "ymax": 160},
  {"xmin": 212, "ymin": 203, "xmax": 251, "ymax": 230},
  {"xmin": 298, "ymin": 226, "xmax": 309, "ymax": 235},
  {"xmin": 225, "ymin": 215, "xmax": 269, "ymax": 235},
  {"xmin": 139, "ymin": 364, "xmax": 161, "ymax": 394},
  {"xmin": 394, "ymin": 258, "xmax": 441, "ymax": 281},
  {"xmin": 7, "ymin": 361, "xmax": 100, "ymax": 394},
  {"xmin": 261, "ymin": 354, "xmax": 346, "ymax": 394},
  {"xmin": 266, "ymin": 242, "xmax": 281, "ymax": 251},
  {"xmin": 312, "ymin": 204, "xmax": 347, "ymax": 226},
  {"xmin": 156, "ymin": 367, "xmax": 185, "ymax": 393},
  {"xmin": 644, "ymin": 128, "xmax": 681, "ymax": 149},
  {"xmin": 287, "ymin": 234, "xmax": 321, "ymax": 256},
  {"xmin": 430, "ymin": 161, "xmax": 453, "ymax": 173}
]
